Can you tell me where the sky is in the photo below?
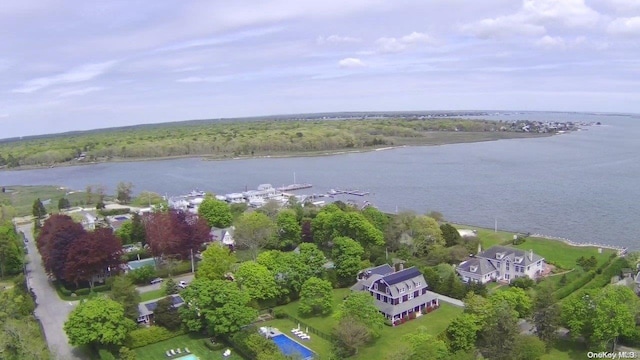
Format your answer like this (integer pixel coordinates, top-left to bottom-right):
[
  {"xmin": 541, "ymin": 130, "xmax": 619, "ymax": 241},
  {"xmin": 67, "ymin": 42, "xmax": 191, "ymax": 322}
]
[{"xmin": 2, "ymin": 0, "xmax": 640, "ymax": 138}]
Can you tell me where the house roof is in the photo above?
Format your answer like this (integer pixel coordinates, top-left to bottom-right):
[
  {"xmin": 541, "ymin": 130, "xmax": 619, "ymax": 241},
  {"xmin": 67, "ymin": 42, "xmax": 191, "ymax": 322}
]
[
  {"xmin": 138, "ymin": 294, "xmax": 184, "ymax": 317},
  {"xmin": 477, "ymin": 246, "xmax": 544, "ymax": 266},
  {"xmin": 384, "ymin": 267, "xmax": 421, "ymax": 286},
  {"xmin": 457, "ymin": 257, "xmax": 498, "ymax": 276},
  {"xmin": 363, "ymin": 264, "xmax": 394, "ymax": 277}
]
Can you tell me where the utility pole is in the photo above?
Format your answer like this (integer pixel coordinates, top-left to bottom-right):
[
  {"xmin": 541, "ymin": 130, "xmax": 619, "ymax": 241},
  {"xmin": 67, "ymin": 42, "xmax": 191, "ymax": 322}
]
[
  {"xmin": 190, "ymin": 248, "xmax": 195, "ymax": 274},
  {"xmin": 494, "ymin": 218, "xmax": 498, "ymax": 233}
]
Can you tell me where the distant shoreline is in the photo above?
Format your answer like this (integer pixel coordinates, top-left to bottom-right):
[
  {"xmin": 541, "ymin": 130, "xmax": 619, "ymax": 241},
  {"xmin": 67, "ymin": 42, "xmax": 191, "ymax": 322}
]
[{"xmin": 0, "ymin": 132, "xmax": 550, "ymax": 172}]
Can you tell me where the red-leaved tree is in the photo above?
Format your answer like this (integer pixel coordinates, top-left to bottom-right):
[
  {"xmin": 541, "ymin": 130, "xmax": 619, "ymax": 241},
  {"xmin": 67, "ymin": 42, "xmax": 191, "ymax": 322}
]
[
  {"xmin": 64, "ymin": 228, "xmax": 124, "ymax": 288},
  {"xmin": 37, "ymin": 214, "xmax": 86, "ymax": 281},
  {"xmin": 145, "ymin": 210, "xmax": 211, "ymax": 261}
]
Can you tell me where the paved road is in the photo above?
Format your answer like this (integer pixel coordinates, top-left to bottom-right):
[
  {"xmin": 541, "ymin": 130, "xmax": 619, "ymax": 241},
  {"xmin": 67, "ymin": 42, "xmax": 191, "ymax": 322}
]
[{"xmin": 20, "ymin": 224, "xmax": 84, "ymax": 360}]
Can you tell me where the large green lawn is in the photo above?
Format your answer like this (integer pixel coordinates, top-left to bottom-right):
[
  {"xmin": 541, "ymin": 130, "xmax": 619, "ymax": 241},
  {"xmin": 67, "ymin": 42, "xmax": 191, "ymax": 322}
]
[
  {"xmin": 354, "ymin": 303, "xmax": 463, "ymax": 360},
  {"xmin": 510, "ymin": 237, "xmax": 614, "ymax": 270},
  {"xmin": 272, "ymin": 289, "xmax": 462, "ymax": 360},
  {"xmin": 133, "ymin": 333, "xmax": 244, "ymax": 360},
  {"xmin": 140, "ymin": 289, "xmax": 166, "ymax": 302},
  {"xmin": 451, "ymin": 224, "xmax": 513, "ymax": 249}
]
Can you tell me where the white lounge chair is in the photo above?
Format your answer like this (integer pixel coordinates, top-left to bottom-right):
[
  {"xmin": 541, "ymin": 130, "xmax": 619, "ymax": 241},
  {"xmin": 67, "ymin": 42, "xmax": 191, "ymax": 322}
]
[
  {"xmin": 170, "ymin": 349, "xmax": 176, "ymax": 355},
  {"xmin": 166, "ymin": 350, "xmax": 172, "ymax": 357},
  {"xmin": 291, "ymin": 327, "xmax": 300, "ymax": 333},
  {"xmin": 176, "ymin": 348, "xmax": 182, "ymax": 354},
  {"xmin": 185, "ymin": 348, "xmax": 190, "ymax": 353}
]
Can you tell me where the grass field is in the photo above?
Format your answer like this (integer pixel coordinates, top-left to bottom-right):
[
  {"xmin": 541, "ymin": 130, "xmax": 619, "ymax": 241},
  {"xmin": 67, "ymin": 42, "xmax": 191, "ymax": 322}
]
[
  {"xmin": 140, "ymin": 289, "xmax": 166, "ymax": 302},
  {"xmin": 273, "ymin": 288, "xmax": 462, "ymax": 360},
  {"xmin": 133, "ymin": 333, "xmax": 243, "ymax": 360},
  {"xmin": 511, "ymin": 237, "xmax": 614, "ymax": 270},
  {"xmin": 0, "ymin": 185, "xmax": 110, "ymax": 217},
  {"xmin": 451, "ymin": 224, "xmax": 514, "ymax": 249}
]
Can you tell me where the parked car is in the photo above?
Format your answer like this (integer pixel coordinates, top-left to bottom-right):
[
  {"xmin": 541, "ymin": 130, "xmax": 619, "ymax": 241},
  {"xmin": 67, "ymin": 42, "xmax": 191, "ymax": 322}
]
[
  {"xmin": 178, "ymin": 281, "xmax": 188, "ymax": 289},
  {"xmin": 150, "ymin": 278, "xmax": 163, "ymax": 284}
]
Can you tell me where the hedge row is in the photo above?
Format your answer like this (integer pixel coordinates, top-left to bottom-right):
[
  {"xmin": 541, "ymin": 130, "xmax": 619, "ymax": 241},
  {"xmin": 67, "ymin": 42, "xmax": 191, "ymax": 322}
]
[
  {"xmin": 99, "ymin": 208, "xmax": 131, "ymax": 216},
  {"xmin": 127, "ymin": 326, "xmax": 185, "ymax": 349},
  {"xmin": 154, "ymin": 261, "xmax": 193, "ymax": 278},
  {"xmin": 58, "ymin": 283, "xmax": 111, "ymax": 297},
  {"xmin": 582, "ymin": 257, "xmax": 629, "ymax": 290},
  {"xmin": 553, "ymin": 271, "xmax": 596, "ymax": 300}
]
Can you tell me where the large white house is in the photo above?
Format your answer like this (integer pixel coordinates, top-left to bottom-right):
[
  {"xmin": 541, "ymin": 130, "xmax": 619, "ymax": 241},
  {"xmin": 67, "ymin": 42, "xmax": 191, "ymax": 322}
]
[{"xmin": 456, "ymin": 246, "xmax": 545, "ymax": 284}]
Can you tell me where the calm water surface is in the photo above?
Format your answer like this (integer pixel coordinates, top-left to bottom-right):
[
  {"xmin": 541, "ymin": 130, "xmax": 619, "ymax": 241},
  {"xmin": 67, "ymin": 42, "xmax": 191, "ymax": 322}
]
[{"xmin": 2, "ymin": 112, "xmax": 639, "ymax": 248}]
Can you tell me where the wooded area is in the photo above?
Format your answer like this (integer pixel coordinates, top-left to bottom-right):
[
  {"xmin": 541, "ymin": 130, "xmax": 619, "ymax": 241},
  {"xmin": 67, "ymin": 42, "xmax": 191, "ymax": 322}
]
[{"xmin": 0, "ymin": 118, "xmax": 543, "ymax": 168}]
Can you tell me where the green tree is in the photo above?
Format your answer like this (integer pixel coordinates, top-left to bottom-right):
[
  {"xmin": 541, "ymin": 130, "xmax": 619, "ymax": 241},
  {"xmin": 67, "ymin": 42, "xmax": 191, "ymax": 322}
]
[
  {"xmin": 440, "ymin": 223, "xmax": 461, "ymax": 247},
  {"xmin": 127, "ymin": 265, "xmax": 155, "ymax": 285},
  {"xmin": 153, "ymin": 296, "xmax": 182, "ymax": 331},
  {"xmin": 514, "ymin": 335, "xmax": 546, "ymax": 360},
  {"xmin": 109, "ymin": 275, "xmax": 142, "ymax": 321},
  {"xmin": 312, "ymin": 206, "xmax": 384, "ymax": 248},
  {"xmin": 298, "ymin": 243, "xmax": 327, "ymax": 278},
  {"xmin": 164, "ymin": 278, "xmax": 179, "ymax": 295},
  {"xmin": 333, "ymin": 317, "xmax": 373, "ymax": 357},
  {"xmin": 479, "ymin": 300, "xmax": 519, "ymax": 360},
  {"xmin": 0, "ymin": 224, "xmax": 24, "ymax": 277},
  {"xmin": 116, "ymin": 182, "xmax": 134, "ymax": 204},
  {"xmin": 361, "ymin": 206, "xmax": 389, "ymax": 233},
  {"xmin": 179, "ymin": 279, "xmax": 258, "ymax": 336},
  {"xmin": 532, "ymin": 285, "xmax": 560, "ymax": 350},
  {"xmin": 275, "ymin": 209, "xmax": 301, "ymax": 250},
  {"xmin": 403, "ymin": 326, "xmax": 450, "ymax": 359},
  {"xmin": 490, "ymin": 287, "xmax": 533, "ymax": 318},
  {"xmin": 235, "ymin": 261, "xmax": 279, "ymax": 302},
  {"xmin": 63, "ymin": 297, "xmax": 136, "ymax": 347},
  {"xmin": 446, "ymin": 313, "xmax": 482, "ymax": 353},
  {"xmin": 0, "ymin": 318, "xmax": 52, "ymax": 360},
  {"xmin": 298, "ymin": 277, "xmax": 333, "ymax": 316},
  {"xmin": 562, "ymin": 286, "xmax": 640, "ymax": 350},
  {"xmin": 332, "ymin": 236, "xmax": 365, "ymax": 282},
  {"xmin": 234, "ymin": 211, "xmax": 276, "ymax": 260},
  {"xmin": 256, "ymin": 250, "xmax": 312, "ymax": 299},
  {"xmin": 32, "ymin": 198, "xmax": 46, "ymax": 219},
  {"xmin": 337, "ymin": 291, "xmax": 385, "ymax": 337},
  {"xmin": 57, "ymin": 197, "xmax": 71, "ymax": 210},
  {"xmin": 130, "ymin": 213, "xmax": 146, "ymax": 245},
  {"xmin": 118, "ymin": 347, "xmax": 136, "ymax": 360},
  {"xmin": 409, "ymin": 215, "xmax": 445, "ymax": 256},
  {"xmin": 196, "ymin": 243, "xmax": 236, "ymax": 281},
  {"xmin": 445, "ymin": 273, "xmax": 467, "ymax": 299},
  {"xmin": 198, "ymin": 195, "xmax": 232, "ymax": 228},
  {"xmin": 115, "ymin": 220, "xmax": 133, "ymax": 244}
]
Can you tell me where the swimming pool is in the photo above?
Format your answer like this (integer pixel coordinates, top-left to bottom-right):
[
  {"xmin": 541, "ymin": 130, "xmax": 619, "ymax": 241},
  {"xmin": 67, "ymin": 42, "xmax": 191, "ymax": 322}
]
[
  {"xmin": 271, "ymin": 334, "xmax": 315, "ymax": 360},
  {"xmin": 175, "ymin": 354, "xmax": 197, "ymax": 360}
]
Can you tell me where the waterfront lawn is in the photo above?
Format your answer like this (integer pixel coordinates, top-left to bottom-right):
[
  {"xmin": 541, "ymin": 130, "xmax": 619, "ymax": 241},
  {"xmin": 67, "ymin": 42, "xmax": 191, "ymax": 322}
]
[
  {"xmin": 139, "ymin": 289, "xmax": 166, "ymax": 302},
  {"xmin": 133, "ymin": 333, "xmax": 243, "ymax": 360},
  {"xmin": 0, "ymin": 185, "xmax": 97, "ymax": 217},
  {"xmin": 451, "ymin": 224, "xmax": 513, "ymax": 249},
  {"xmin": 511, "ymin": 237, "xmax": 614, "ymax": 270},
  {"xmin": 260, "ymin": 318, "xmax": 333, "ymax": 358}
]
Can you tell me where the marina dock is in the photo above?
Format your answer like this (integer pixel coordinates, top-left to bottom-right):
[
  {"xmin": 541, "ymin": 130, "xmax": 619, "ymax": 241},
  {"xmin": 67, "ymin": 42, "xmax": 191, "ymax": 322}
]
[{"xmin": 330, "ymin": 189, "xmax": 370, "ymax": 196}]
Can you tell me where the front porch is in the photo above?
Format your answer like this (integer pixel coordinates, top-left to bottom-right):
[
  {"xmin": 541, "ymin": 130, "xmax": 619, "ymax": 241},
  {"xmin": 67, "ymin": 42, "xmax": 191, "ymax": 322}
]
[{"xmin": 386, "ymin": 298, "xmax": 440, "ymax": 326}]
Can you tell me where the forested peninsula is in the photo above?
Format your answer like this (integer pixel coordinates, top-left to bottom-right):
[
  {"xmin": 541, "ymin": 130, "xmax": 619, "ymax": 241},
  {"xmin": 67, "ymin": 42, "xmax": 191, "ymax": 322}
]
[{"xmin": 0, "ymin": 116, "xmax": 552, "ymax": 169}]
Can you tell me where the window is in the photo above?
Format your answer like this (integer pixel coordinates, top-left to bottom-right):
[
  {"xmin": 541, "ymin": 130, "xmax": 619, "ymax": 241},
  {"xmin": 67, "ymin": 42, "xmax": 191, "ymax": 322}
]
[
  {"xmin": 399, "ymin": 297, "xmax": 403, "ymax": 304},
  {"xmin": 527, "ymin": 266, "xmax": 530, "ymax": 271},
  {"xmin": 399, "ymin": 288, "xmax": 405, "ymax": 294},
  {"xmin": 377, "ymin": 294, "xmax": 381, "ymax": 300},
  {"xmin": 505, "ymin": 274, "xmax": 510, "ymax": 280},
  {"xmin": 416, "ymin": 281, "xmax": 421, "ymax": 287},
  {"xmin": 506, "ymin": 263, "xmax": 510, "ymax": 271},
  {"xmin": 408, "ymin": 293, "xmax": 414, "ymax": 300},
  {"xmin": 408, "ymin": 283, "xmax": 412, "ymax": 290},
  {"xmin": 373, "ymin": 283, "xmax": 378, "ymax": 291}
]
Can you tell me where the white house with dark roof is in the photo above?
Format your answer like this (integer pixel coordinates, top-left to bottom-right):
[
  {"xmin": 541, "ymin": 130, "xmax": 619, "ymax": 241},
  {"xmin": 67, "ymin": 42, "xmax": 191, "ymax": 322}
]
[
  {"xmin": 456, "ymin": 245, "xmax": 545, "ymax": 284},
  {"xmin": 210, "ymin": 226, "xmax": 235, "ymax": 247},
  {"xmin": 351, "ymin": 265, "xmax": 440, "ymax": 325}
]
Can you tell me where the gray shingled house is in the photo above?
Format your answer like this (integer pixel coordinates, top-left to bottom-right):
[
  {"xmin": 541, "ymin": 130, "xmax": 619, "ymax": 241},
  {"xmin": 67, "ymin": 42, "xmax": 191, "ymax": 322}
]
[{"xmin": 456, "ymin": 245, "xmax": 545, "ymax": 284}]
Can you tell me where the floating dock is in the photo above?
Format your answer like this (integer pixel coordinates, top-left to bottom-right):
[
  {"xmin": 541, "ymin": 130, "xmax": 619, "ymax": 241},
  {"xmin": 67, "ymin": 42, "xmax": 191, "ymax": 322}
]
[
  {"xmin": 331, "ymin": 189, "xmax": 370, "ymax": 196},
  {"xmin": 276, "ymin": 184, "xmax": 313, "ymax": 191}
]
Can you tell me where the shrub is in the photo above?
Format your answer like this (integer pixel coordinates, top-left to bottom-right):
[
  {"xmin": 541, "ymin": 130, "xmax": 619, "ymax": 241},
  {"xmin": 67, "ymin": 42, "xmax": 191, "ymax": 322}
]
[
  {"xmin": 99, "ymin": 208, "xmax": 131, "ymax": 216},
  {"xmin": 127, "ymin": 326, "xmax": 184, "ymax": 349},
  {"xmin": 58, "ymin": 283, "xmax": 72, "ymax": 296},
  {"xmin": 128, "ymin": 265, "xmax": 156, "ymax": 285},
  {"xmin": 553, "ymin": 271, "xmax": 596, "ymax": 300},
  {"xmin": 583, "ymin": 258, "xmax": 629, "ymax": 290},
  {"xmin": 510, "ymin": 277, "xmax": 535, "ymax": 290},
  {"xmin": 154, "ymin": 261, "xmax": 192, "ymax": 278},
  {"xmin": 98, "ymin": 348, "xmax": 116, "ymax": 360},
  {"xmin": 513, "ymin": 237, "xmax": 526, "ymax": 245},
  {"xmin": 204, "ymin": 339, "xmax": 225, "ymax": 351},
  {"xmin": 274, "ymin": 309, "xmax": 288, "ymax": 319},
  {"xmin": 75, "ymin": 288, "xmax": 91, "ymax": 296},
  {"xmin": 384, "ymin": 319, "xmax": 393, "ymax": 327}
]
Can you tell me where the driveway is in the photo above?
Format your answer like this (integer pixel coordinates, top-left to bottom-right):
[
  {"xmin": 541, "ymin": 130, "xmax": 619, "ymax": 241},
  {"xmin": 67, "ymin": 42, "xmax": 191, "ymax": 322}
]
[
  {"xmin": 20, "ymin": 224, "xmax": 85, "ymax": 360},
  {"xmin": 136, "ymin": 273, "xmax": 195, "ymax": 293}
]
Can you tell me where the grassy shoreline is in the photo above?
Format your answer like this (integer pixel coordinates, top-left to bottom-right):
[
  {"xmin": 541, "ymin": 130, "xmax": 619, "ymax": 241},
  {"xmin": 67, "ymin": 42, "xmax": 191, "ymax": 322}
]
[{"xmin": 0, "ymin": 131, "xmax": 550, "ymax": 172}]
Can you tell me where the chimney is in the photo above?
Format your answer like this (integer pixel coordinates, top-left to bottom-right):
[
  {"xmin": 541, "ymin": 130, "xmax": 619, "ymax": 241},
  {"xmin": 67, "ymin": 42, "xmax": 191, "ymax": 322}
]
[
  {"xmin": 528, "ymin": 249, "xmax": 533, "ymax": 261},
  {"xmin": 477, "ymin": 243, "xmax": 482, "ymax": 255}
]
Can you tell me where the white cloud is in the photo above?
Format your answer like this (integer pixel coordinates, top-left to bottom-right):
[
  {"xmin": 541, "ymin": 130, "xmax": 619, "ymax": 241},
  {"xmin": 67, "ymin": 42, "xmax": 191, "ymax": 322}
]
[
  {"xmin": 535, "ymin": 35, "xmax": 566, "ymax": 49},
  {"xmin": 376, "ymin": 31, "xmax": 435, "ymax": 53},
  {"xmin": 12, "ymin": 61, "xmax": 117, "ymax": 93},
  {"xmin": 463, "ymin": 0, "xmax": 601, "ymax": 39},
  {"xmin": 55, "ymin": 86, "xmax": 104, "ymax": 98},
  {"xmin": 317, "ymin": 35, "xmax": 362, "ymax": 44},
  {"xmin": 607, "ymin": 0, "xmax": 640, "ymax": 13},
  {"xmin": 338, "ymin": 57, "xmax": 365, "ymax": 68},
  {"xmin": 608, "ymin": 17, "xmax": 640, "ymax": 36},
  {"xmin": 176, "ymin": 75, "xmax": 235, "ymax": 83}
]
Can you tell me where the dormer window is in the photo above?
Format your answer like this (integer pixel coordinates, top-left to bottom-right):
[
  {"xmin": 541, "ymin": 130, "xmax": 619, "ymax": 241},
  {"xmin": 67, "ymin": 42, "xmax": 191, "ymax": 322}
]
[
  {"xmin": 470, "ymin": 265, "xmax": 478, "ymax": 272},
  {"xmin": 515, "ymin": 256, "xmax": 523, "ymax": 263},
  {"xmin": 408, "ymin": 283, "xmax": 412, "ymax": 290},
  {"xmin": 399, "ymin": 288, "xmax": 405, "ymax": 294},
  {"xmin": 496, "ymin": 253, "xmax": 504, "ymax": 260},
  {"xmin": 416, "ymin": 281, "xmax": 421, "ymax": 287}
]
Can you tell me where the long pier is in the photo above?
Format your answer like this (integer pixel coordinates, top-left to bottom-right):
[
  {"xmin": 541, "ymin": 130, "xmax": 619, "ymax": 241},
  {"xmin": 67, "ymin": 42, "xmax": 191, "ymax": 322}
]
[{"xmin": 332, "ymin": 189, "xmax": 370, "ymax": 196}]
